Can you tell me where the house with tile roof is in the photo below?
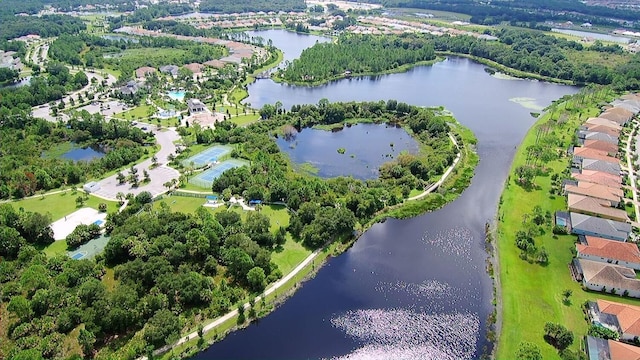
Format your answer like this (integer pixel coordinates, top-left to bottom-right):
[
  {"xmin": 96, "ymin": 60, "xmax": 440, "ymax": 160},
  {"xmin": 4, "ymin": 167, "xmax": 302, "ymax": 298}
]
[
  {"xmin": 592, "ymin": 300, "xmax": 640, "ymax": 341},
  {"xmin": 579, "ymin": 131, "xmax": 619, "ymax": 145},
  {"xmin": 204, "ymin": 59, "xmax": 226, "ymax": 69},
  {"xmin": 581, "ymin": 124, "xmax": 621, "ymax": 137},
  {"xmin": 577, "ymin": 236, "xmax": 639, "ymax": 269},
  {"xmin": 569, "ymin": 194, "xmax": 628, "ymax": 222},
  {"xmin": 586, "ymin": 117, "xmax": 623, "ymax": 130},
  {"xmin": 579, "ymin": 158, "xmax": 621, "ymax": 176},
  {"xmin": 135, "ymin": 66, "xmax": 156, "ymax": 79},
  {"xmin": 564, "ymin": 182, "xmax": 623, "ymax": 206},
  {"xmin": 572, "ymin": 170, "xmax": 622, "ymax": 189},
  {"xmin": 575, "ymin": 259, "xmax": 640, "ymax": 297},
  {"xmin": 183, "ymin": 63, "xmax": 204, "ymax": 74},
  {"xmin": 600, "ymin": 107, "xmax": 634, "ymax": 125},
  {"xmin": 159, "ymin": 64, "xmax": 179, "ymax": 77},
  {"xmin": 583, "ymin": 139, "xmax": 619, "ymax": 156},
  {"xmin": 572, "ymin": 147, "xmax": 619, "ymax": 165},
  {"xmin": 585, "ymin": 336, "xmax": 640, "ymax": 360},
  {"xmin": 570, "ymin": 212, "xmax": 631, "ymax": 241}
]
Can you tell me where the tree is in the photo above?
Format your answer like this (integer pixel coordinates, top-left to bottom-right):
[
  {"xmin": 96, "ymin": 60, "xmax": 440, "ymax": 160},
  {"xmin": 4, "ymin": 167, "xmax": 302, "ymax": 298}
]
[
  {"xmin": 144, "ymin": 309, "xmax": 181, "ymax": 349},
  {"xmin": 544, "ymin": 322, "xmax": 574, "ymax": 350},
  {"xmin": 78, "ymin": 329, "xmax": 96, "ymax": 357},
  {"xmin": 116, "ymin": 192, "xmax": 125, "ymax": 205},
  {"xmin": 117, "ymin": 172, "xmax": 126, "ymax": 184},
  {"xmin": 98, "ymin": 203, "xmax": 107, "ymax": 212},
  {"xmin": 143, "ymin": 169, "xmax": 150, "ymax": 183},
  {"xmin": 247, "ymin": 266, "xmax": 266, "ymax": 292},
  {"xmin": 76, "ymin": 195, "xmax": 85, "ymax": 207},
  {"xmin": 516, "ymin": 342, "xmax": 542, "ymax": 360}
]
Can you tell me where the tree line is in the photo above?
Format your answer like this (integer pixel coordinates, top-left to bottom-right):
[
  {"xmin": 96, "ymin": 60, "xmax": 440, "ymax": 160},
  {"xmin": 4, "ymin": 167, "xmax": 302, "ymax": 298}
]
[
  {"xmin": 0, "ymin": 15, "xmax": 86, "ymax": 40},
  {"xmin": 0, "ymin": 111, "xmax": 153, "ymax": 199},
  {"xmin": 280, "ymin": 34, "xmax": 436, "ymax": 83},
  {"xmin": 199, "ymin": 0, "xmax": 306, "ymax": 14}
]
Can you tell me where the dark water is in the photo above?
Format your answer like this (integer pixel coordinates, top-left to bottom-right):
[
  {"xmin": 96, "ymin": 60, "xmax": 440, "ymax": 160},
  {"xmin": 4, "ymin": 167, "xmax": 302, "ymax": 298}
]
[
  {"xmin": 276, "ymin": 124, "xmax": 419, "ymax": 180},
  {"xmin": 62, "ymin": 145, "xmax": 105, "ymax": 161},
  {"xmin": 195, "ymin": 30, "xmax": 579, "ymax": 360}
]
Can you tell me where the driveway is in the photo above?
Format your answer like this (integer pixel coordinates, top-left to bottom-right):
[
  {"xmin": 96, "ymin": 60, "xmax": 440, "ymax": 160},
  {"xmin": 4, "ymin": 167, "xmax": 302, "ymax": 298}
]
[{"xmin": 91, "ymin": 124, "xmax": 181, "ymax": 200}]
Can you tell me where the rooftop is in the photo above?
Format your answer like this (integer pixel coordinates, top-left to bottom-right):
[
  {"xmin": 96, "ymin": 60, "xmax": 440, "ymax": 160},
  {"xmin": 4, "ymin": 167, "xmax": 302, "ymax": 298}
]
[
  {"xmin": 573, "ymin": 147, "xmax": 619, "ymax": 163},
  {"xmin": 583, "ymin": 140, "xmax": 619, "ymax": 155},
  {"xmin": 570, "ymin": 212, "xmax": 631, "ymax": 240},
  {"xmin": 578, "ymin": 236, "xmax": 639, "ymax": 264},
  {"xmin": 568, "ymin": 194, "xmax": 628, "ymax": 222},
  {"xmin": 572, "ymin": 170, "xmax": 621, "ymax": 188},
  {"xmin": 586, "ymin": 117, "xmax": 623, "ymax": 130},
  {"xmin": 598, "ymin": 300, "xmax": 640, "ymax": 338},
  {"xmin": 609, "ymin": 340, "xmax": 640, "ymax": 360},
  {"xmin": 579, "ymin": 259, "xmax": 640, "ymax": 292},
  {"xmin": 600, "ymin": 107, "xmax": 634, "ymax": 125},
  {"xmin": 565, "ymin": 182, "xmax": 623, "ymax": 203},
  {"xmin": 581, "ymin": 158, "xmax": 621, "ymax": 175}
]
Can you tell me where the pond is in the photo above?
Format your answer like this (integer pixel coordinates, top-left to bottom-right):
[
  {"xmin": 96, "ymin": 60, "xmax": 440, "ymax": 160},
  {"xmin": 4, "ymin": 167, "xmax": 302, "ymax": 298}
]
[
  {"xmin": 276, "ymin": 123, "xmax": 420, "ymax": 180},
  {"xmin": 62, "ymin": 145, "xmax": 105, "ymax": 161},
  {"xmin": 245, "ymin": 29, "xmax": 331, "ymax": 68},
  {"xmin": 195, "ymin": 30, "xmax": 580, "ymax": 360}
]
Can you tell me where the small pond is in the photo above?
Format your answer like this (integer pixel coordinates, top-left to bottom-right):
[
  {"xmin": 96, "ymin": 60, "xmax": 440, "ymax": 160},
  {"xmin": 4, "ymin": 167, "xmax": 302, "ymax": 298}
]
[
  {"xmin": 276, "ymin": 123, "xmax": 420, "ymax": 180},
  {"xmin": 62, "ymin": 145, "xmax": 105, "ymax": 161}
]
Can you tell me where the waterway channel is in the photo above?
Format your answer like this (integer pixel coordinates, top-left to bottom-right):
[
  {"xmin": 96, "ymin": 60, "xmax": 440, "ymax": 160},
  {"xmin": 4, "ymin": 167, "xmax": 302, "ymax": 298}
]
[{"xmin": 194, "ymin": 30, "xmax": 580, "ymax": 359}]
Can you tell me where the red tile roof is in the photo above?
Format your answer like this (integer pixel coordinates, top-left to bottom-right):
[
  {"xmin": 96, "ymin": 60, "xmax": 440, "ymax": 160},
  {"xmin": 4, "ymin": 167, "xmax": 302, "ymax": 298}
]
[
  {"xmin": 572, "ymin": 170, "xmax": 622, "ymax": 188},
  {"xmin": 599, "ymin": 300, "xmax": 640, "ymax": 339},
  {"xmin": 574, "ymin": 147, "xmax": 619, "ymax": 163},
  {"xmin": 578, "ymin": 236, "xmax": 639, "ymax": 263},
  {"xmin": 609, "ymin": 340, "xmax": 640, "ymax": 360}
]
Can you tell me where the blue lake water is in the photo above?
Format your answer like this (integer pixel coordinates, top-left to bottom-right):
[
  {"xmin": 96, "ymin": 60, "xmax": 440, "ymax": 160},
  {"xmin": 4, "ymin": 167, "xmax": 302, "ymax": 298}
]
[
  {"xmin": 276, "ymin": 123, "xmax": 420, "ymax": 180},
  {"xmin": 194, "ymin": 30, "xmax": 580, "ymax": 360},
  {"xmin": 62, "ymin": 145, "xmax": 105, "ymax": 161}
]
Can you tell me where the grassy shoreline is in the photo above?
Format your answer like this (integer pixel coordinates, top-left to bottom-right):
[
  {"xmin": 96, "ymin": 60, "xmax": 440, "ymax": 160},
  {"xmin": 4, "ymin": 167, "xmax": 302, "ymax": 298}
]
[{"xmin": 493, "ymin": 87, "xmax": 640, "ymax": 358}]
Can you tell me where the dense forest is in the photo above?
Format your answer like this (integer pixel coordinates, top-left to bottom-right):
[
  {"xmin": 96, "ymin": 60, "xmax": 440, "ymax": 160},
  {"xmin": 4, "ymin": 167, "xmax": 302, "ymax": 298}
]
[
  {"xmin": 0, "ymin": 0, "xmax": 134, "ymax": 17},
  {"xmin": 280, "ymin": 34, "xmax": 436, "ymax": 83},
  {"xmin": 1, "ymin": 189, "xmax": 289, "ymax": 358},
  {"xmin": 49, "ymin": 34, "xmax": 226, "ymax": 80},
  {"xmin": 0, "ymin": 15, "xmax": 86, "ymax": 41},
  {"xmin": 199, "ymin": 0, "xmax": 306, "ymax": 13},
  {"xmin": 0, "ymin": 63, "xmax": 89, "ymax": 110},
  {"xmin": 0, "ymin": 111, "xmax": 153, "ymax": 199},
  {"xmin": 361, "ymin": 0, "xmax": 640, "ymax": 26},
  {"xmin": 279, "ymin": 30, "xmax": 640, "ymax": 89},
  {"xmin": 180, "ymin": 101, "xmax": 465, "ymax": 247}
]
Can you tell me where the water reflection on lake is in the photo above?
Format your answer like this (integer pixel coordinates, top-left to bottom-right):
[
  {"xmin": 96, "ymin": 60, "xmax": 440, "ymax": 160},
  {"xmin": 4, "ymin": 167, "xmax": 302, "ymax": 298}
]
[
  {"xmin": 62, "ymin": 145, "xmax": 105, "ymax": 161},
  {"xmin": 276, "ymin": 123, "xmax": 419, "ymax": 180}
]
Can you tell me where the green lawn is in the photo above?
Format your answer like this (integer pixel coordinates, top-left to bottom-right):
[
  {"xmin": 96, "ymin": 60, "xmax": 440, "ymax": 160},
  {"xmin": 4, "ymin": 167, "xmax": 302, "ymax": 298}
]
[
  {"xmin": 42, "ymin": 240, "xmax": 68, "ymax": 257},
  {"xmin": 152, "ymin": 196, "xmax": 207, "ymax": 214},
  {"xmin": 495, "ymin": 88, "xmax": 640, "ymax": 359},
  {"xmin": 271, "ymin": 235, "xmax": 311, "ymax": 275},
  {"xmin": 112, "ymin": 104, "xmax": 155, "ymax": 121},
  {"xmin": 230, "ymin": 113, "xmax": 260, "ymax": 126},
  {"xmin": 9, "ymin": 191, "xmax": 118, "ymax": 221}
]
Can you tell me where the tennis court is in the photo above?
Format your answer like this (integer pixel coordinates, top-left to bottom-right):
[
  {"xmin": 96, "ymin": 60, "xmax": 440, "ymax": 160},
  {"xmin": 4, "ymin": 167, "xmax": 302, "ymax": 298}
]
[
  {"xmin": 182, "ymin": 145, "xmax": 232, "ymax": 167},
  {"xmin": 67, "ymin": 234, "xmax": 110, "ymax": 260},
  {"xmin": 190, "ymin": 159, "xmax": 248, "ymax": 188}
]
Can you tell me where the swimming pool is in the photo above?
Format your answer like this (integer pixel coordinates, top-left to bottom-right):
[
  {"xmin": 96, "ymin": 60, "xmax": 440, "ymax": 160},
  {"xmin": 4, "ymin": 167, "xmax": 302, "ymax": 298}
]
[
  {"xmin": 94, "ymin": 219, "xmax": 104, "ymax": 226},
  {"xmin": 167, "ymin": 90, "xmax": 186, "ymax": 101},
  {"xmin": 71, "ymin": 252, "xmax": 86, "ymax": 260}
]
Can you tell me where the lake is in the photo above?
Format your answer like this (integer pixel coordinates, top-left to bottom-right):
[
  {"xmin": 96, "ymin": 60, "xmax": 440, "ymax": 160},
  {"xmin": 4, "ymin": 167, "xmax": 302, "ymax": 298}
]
[
  {"xmin": 246, "ymin": 29, "xmax": 331, "ymax": 68},
  {"xmin": 195, "ymin": 30, "xmax": 579, "ymax": 360},
  {"xmin": 276, "ymin": 123, "xmax": 420, "ymax": 180}
]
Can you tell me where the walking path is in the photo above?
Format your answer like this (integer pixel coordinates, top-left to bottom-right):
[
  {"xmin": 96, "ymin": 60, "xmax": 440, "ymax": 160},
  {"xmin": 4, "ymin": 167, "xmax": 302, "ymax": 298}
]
[{"xmin": 406, "ymin": 133, "xmax": 462, "ymax": 201}]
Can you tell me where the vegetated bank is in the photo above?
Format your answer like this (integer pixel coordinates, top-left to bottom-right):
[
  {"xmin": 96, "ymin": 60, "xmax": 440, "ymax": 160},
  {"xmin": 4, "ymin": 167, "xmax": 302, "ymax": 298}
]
[
  {"xmin": 274, "ymin": 30, "xmax": 640, "ymax": 90},
  {"xmin": 494, "ymin": 86, "xmax": 640, "ymax": 359}
]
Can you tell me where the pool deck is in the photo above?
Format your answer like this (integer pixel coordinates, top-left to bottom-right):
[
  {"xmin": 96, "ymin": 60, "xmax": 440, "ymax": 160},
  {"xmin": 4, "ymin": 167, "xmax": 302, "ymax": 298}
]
[{"xmin": 51, "ymin": 207, "xmax": 107, "ymax": 240}]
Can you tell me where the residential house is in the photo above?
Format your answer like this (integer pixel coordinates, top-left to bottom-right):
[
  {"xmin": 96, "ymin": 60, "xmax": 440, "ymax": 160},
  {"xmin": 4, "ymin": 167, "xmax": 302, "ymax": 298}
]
[
  {"xmin": 583, "ymin": 140, "xmax": 619, "ymax": 156},
  {"xmin": 568, "ymin": 194, "xmax": 628, "ymax": 222},
  {"xmin": 590, "ymin": 300, "xmax": 640, "ymax": 341},
  {"xmin": 183, "ymin": 63, "xmax": 204, "ymax": 75},
  {"xmin": 187, "ymin": 98, "xmax": 207, "ymax": 115},
  {"xmin": 135, "ymin": 66, "xmax": 156, "ymax": 79},
  {"xmin": 572, "ymin": 170, "xmax": 621, "ymax": 189},
  {"xmin": 564, "ymin": 182, "xmax": 623, "ymax": 206},
  {"xmin": 600, "ymin": 107, "xmax": 634, "ymax": 125},
  {"xmin": 586, "ymin": 117, "xmax": 623, "ymax": 131},
  {"xmin": 159, "ymin": 65, "xmax": 179, "ymax": 77},
  {"xmin": 569, "ymin": 212, "xmax": 631, "ymax": 241},
  {"xmin": 579, "ymin": 158, "xmax": 621, "ymax": 176},
  {"xmin": 578, "ymin": 131, "xmax": 619, "ymax": 145},
  {"xmin": 611, "ymin": 100, "xmax": 640, "ymax": 116},
  {"xmin": 574, "ymin": 258, "xmax": 640, "ymax": 297},
  {"xmin": 204, "ymin": 59, "xmax": 226, "ymax": 69},
  {"xmin": 581, "ymin": 124, "xmax": 621, "ymax": 138},
  {"xmin": 118, "ymin": 80, "xmax": 140, "ymax": 95},
  {"xmin": 572, "ymin": 147, "xmax": 619, "ymax": 165},
  {"xmin": 577, "ymin": 236, "xmax": 640, "ymax": 269},
  {"xmin": 585, "ymin": 336, "xmax": 640, "ymax": 360}
]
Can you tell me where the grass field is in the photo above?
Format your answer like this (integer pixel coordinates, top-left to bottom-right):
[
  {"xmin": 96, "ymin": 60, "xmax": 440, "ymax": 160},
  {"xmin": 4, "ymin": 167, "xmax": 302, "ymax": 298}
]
[
  {"xmin": 494, "ymin": 88, "xmax": 640, "ymax": 358},
  {"xmin": 230, "ymin": 113, "xmax": 260, "ymax": 126},
  {"xmin": 272, "ymin": 236, "xmax": 311, "ymax": 275},
  {"xmin": 112, "ymin": 104, "xmax": 155, "ymax": 121},
  {"xmin": 9, "ymin": 191, "xmax": 118, "ymax": 221},
  {"xmin": 153, "ymin": 196, "xmax": 207, "ymax": 214}
]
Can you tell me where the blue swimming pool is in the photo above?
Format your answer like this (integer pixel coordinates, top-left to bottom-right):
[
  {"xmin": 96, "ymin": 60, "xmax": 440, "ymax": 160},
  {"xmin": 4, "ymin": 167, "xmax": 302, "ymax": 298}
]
[
  {"xmin": 94, "ymin": 219, "xmax": 104, "ymax": 226},
  {"xmin": 71, "ymin": 252, "xmax": 86, "ymax": 260},
  {"xmin": 167, "ymin": 90, "xmax": 186, "ymax": 101}
]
